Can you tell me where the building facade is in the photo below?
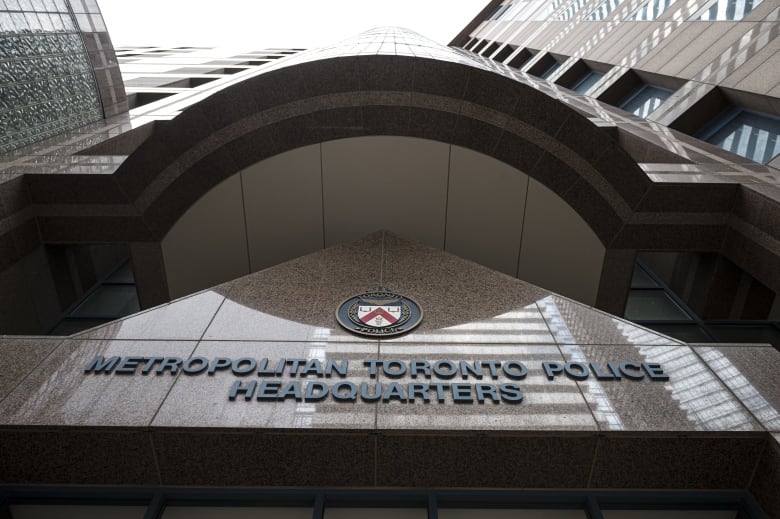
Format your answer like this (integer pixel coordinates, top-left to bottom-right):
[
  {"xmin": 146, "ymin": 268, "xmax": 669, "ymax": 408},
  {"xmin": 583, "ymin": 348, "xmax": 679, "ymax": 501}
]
[{"xmin": 1, "ymin": 1, "xmax": 779, "ymax": 517}]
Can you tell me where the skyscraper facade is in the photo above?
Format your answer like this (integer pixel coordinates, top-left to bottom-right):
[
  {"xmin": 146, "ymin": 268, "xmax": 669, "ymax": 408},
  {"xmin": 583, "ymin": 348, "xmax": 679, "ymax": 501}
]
[{"xmin": 0, "ymin": 2, "xmax": 778, "ymax": 517}]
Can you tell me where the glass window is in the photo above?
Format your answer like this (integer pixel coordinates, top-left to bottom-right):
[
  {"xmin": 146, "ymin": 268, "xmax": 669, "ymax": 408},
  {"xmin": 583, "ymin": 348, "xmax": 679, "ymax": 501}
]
[
  {"xmin": 163, "ymin": 507, "xmax": 312, "ymax": 519},
  {"xmin": 105, "ymin": 261, "xmax": 136, "ymax": 283},
  {"xmin": 694, "ymin": 0, "xmax": 764, "ymax": 20},
  {"xmin": 644, "ymin": 323, "xmax": 713, "ymax": 342},
  {"xmin": 699, "ymin": 109, "xmax": 780, "ymax": 164},
  {"xmin": 624, "ymin": 291, "xmax": 691, "ymax": 320},
  {"xmin": 631, "ymin": 265, "xmax": 660, "ymax": 288},
  {"xmin": 630, "ymin": 0, "xmax": 677, "ymax": 20},
  {"xmin": 539, "ymin": 60, "xmax": 561, "ymax": 79},
  {"xmin": 710, "ymin": 324, "xmax": 780, "ymax": 347},
  {"xmin": 603, "ymin": 510, "xmax": 738, "ymax": 519},
  {"xmin": 440, "ymin": 510, "xmax": 587, "ymax": 519},
  {"xmin": 619, "ymin": 84, "xmax": 672, "ymax": 117},
  {"xmin": 571, "ymin": 70, "xmax": 604, "ymax": 93},
  {"xmin": 325, "ymin": 509, "xmax": 427, "ymax": 519},
  {"xmin": 10, "ymin": 505, "xmax": 147, "ymax": 519},
  {"xmin": 491, "ymin": 2, "xmax": 514, "ymax": 19},
  {"xmin": 556, "ymin": 0, "xmax": 588, "ymax": 20},
  {"xmin": 70, "ymin": 285, "xmax": 140, "ymax": 318},
  {"xmin": 585, "ymin": 0, "xmax": 626, "ymax": 20}
]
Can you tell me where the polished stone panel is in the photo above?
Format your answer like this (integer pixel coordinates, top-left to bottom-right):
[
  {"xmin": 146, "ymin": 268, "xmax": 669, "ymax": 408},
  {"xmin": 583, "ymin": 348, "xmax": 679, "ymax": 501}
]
[
  {"xmin": 0, "ymin": 337, "xmax": 62, "ymax": 398},
  {"xmin": 694, "ymin": 345, "xmax": 780, "ymax": 431},
  {"xmin": 375, "ymin": 343, "xmax": 596, "ymax": 430},
  {"xmin": 538, "ymin": 295, "xmax": 683, "ymax": 346},
  {"xmin": 0, "ymin": 339, "xmax": 197, "ymax": 426},
  {"xmin": 589, "ymin": 436, "xmax": 765, "ymax": 489},
  {"xmin": 153, "ymin": 341, "xmax": 378, "ymax": 429},
  {"xmin": 152, "ymin": 430, "xmax": 375, "ymax": 487},
  {"xmin": 77, "ymin": 289, "xmax": 226, "ymax": 341},
  {"xmin": 375, "ymin": 434, "xmax": 597, "ymax": 488},
  {"xmin": 202, "ymin": 280, "xmax": 324, "ymax": 342},
  {"xmin": 0, "ymin": 428, "xmax": 159, "ymax": 485},
  {"xmin": 559, "ymin": 344, "xmax": 761, "ymax": 432},
  {"xmin": 381, "ymin": 233, "xmax": 554, "ymax": 342}
]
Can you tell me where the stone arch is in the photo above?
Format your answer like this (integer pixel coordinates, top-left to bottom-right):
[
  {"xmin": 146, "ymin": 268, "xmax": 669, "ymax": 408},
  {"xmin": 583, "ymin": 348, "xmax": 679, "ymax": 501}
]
[{"xmin": 115, "ymin": 54, "xmax": 649, "ymax": 248}]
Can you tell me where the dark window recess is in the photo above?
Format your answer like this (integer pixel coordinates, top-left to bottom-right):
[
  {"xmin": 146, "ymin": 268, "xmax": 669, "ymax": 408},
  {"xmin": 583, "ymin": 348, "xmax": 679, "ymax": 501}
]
[
  {"xmin": 618, "ymin": 84, "xmax": 672, "ymax": 117},
  {"xmin": 47, "ymin": 259, "xmax": 140, "ymax": 336},
  {"xmin": 526, "ymin": 53, "xmax": 563, "ymax": 79},
  {"xmin": 555, "ymin": 60, "xmax": 608, "ymax": 94},
  {"xmin": 199, "ymin": 68, "xmax": 249, "ymax": 75},
  {"xmin": 507, "ymin": 48, "xmax": 533, "ymax": 69},
  {"xmin": 493, "ymin": 44, "xmax": 516, "ymax": 62},
  {"xmin": 126, "ymin": 91, "xmax": 175, "ymax": 109},
  {"xmin": 481, "ymin": 42, "xmax": 501, "ymax": 56},
  {"xmin": 598, "ymin": 69, "xmax": 678, "ymax": 117},
  {"xmin": 698, "ymin": 108, "xmax": 780, "ymax": 164},
  {"xmin": 472, "ymin": 40, "xmax": 489, "ymax": 53},
  {"xmin": 668, "ymin": 87, "xmax": 780, "ymax": 164},
  {"xmin": 161, "ymin": 77, "xmax": 219, "ymax": 88},
  {"xmin": 571, "ymin": 71, "xmax": 604, "ymax": 94},
  {"xmin": 625, "ymin": 253, "xmax": 780, "ymax": 349}
]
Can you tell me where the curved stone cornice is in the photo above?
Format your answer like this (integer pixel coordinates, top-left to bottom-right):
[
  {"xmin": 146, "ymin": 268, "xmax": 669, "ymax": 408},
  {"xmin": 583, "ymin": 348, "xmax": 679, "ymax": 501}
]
[
  {"xmin": 111, "ymin": 51, "xmax": 649, "ymax": 246},
  {"xmin": 17, "ymin": 28, "xmax": 780, "ymax": 293}
]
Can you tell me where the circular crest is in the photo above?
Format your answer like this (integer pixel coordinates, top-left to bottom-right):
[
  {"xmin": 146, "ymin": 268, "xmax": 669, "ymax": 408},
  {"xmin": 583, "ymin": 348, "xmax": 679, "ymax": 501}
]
[{"xmin": 336, "ymin": 287, "xmax": 423, "ymax": 338}]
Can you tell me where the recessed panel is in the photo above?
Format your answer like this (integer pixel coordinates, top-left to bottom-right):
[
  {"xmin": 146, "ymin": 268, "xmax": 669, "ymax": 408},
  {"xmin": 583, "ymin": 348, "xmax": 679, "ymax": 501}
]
[
  {"xmin": 517, "ymin": 179, "xmax": 605, "ymax": 305},
  {"xmin": 445, "ymin": 145, "xmax": 528, "ymax": 276},
  {"xmin": 322, "ymin": 136, "xmax": 449, "ymax": 248},
  {"xmin": 162, "ymin": 174, "xmax": 249, "ymax": 299},
  {"xmin": 241, "ymin": 144, "xmax": 324, "ymax": 271}
]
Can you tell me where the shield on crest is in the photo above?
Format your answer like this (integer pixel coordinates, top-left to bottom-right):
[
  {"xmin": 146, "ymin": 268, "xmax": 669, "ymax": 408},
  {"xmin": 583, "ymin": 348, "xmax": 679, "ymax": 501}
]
[{"xmin": 357, "ymin": 304, "xmax": 402, "ymax": 328}]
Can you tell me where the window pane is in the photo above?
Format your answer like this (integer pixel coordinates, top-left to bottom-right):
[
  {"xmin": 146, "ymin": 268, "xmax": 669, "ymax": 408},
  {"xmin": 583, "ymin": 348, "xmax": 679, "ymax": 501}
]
[
  {"xmin": 631, "ymin": 266, "xmax": 660, "ymax": 288},
  {"xmin": 325, "ymin": 509, "xmax": 427, "ymax": 519},
  {"xmin": 557, "ymin": 0, "xmax": 588, "ymax": 20},
  {"xmin": 10, "ymin": 505, "xmax": 146, "ymax": 519},
  {"xmin": 624, "ymin": 290, "xmax": 691, "ymax": 320},
  {"xmin": 440, "ymin": 510, "xmax": 587, "ymax": 519},
  {"xmin": 705, "ymin": 110, "xmax": 780, "ymax": 164},
  {"xmin": 104, "ymin": 261, "xmax": 136, "ymax": 283},
  {"xmin": 710, "ymin": 324, "xmax": 780, "ymax": 347},
  {"xmin": 70, "ymin": 285, "xmax": 140, "ymax": 317},
  {"xmin": 619, "ymin": 85, "xmax": 672, "ymax": 117},
  {"xmin": 572, "ymin": 70, "xmax": 604, "ymax": 94},
  {"xmin": 585, "ymin": 0, "xmax": 626, "ymax": 20},
  {"xmin": 163, "ymin": 507, "xmax": 312, "ymax": 519},
  {"xmin": 696, "ymin": 0, "xmax": 764, "ymax": 20},
  {"xmin": 603, "ymin": 510, "xmax": 738, "ymax": 519},
  {"xmin": 630, "ymin": 0, "xmax": 676, "ymax": 20},
  {"xmin": 540, "ymin": 61, "xmax": 560, "ymax": 79},
  {"xmin": 645, "ymin": 323, "xmax": 712, "ymax": 342}
]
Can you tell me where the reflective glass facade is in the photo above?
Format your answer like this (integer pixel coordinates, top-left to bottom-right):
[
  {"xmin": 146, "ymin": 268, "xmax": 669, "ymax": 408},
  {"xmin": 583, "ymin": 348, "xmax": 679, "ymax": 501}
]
[
  {"xmin": 695, "ymin": 0, "xmax": 765, "ymax": 20},
  {"xmin": 0, "ymin": 0, "xmax": 103, "ymax": 153}
]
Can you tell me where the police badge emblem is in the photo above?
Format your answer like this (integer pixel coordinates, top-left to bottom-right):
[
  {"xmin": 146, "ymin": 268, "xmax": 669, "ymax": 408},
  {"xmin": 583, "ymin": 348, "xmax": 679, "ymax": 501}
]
[{"xmin": 336, "ymin": 287, "xmax": 423, "ymax": 338}]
